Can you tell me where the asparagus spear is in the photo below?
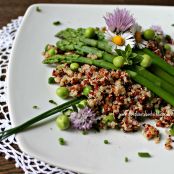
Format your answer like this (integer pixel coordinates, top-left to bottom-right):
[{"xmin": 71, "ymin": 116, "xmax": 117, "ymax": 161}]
[
  {"xmin": 56, "ymin": 39, "xmax": 84, "ymax": 51},
  {"xmin": 80, "ymin": 38, "xmax": 113, "ymax": 54},
  {"xmin": 80, "ymin": 38, "xmax": 97, "ymax": 47},
  {"xmin": 56, "ymin": 39, "xmax": 115, "ymax": 61},
  {"xmin": 75, "ymin": 45, "xmax": 103, "ymax": 58},
  {"xmin": 97, "ymin": 40, "xmax": 113, "ymax": 54},
  {"xmin": 56, "ymin": 28, "xmax": 86, "ymax": 39},
  {"xmin": 149, "ymin": 64, "xmax": 174, "ymax": 86},
  {"xmin": 43, "ymin": 54, "xmax": 118, "ymax": 70},
  {"xmin": 56, "ymin": 28, "xmax": 114, "ymax": 54},
  {"xmin": 102, "ymin": 52, "xmax": 115, "ymax": 62},
  {"xmin": 56, "ymin": 27, "xmax": 105, "ymax": 41},
  {"xmin": 127, "ymin": 70, "xmax": 174, "ymax": 107},
  {"xmin": 134, "ymin": 66, "xmax": 174, "ymax": 96},
  {"xmin": 142, "ymin": 48, "xmax": 174, "ymax": 77}
]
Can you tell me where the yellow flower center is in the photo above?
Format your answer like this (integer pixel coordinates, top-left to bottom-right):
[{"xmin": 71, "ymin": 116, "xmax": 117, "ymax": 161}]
[
  {"xmin": 135, "ymin": 31, "xmax": 142, "ymax": 43},
  {"xmin": 112, "ymin": 35, "xmax": 125, "ymax": 46}
]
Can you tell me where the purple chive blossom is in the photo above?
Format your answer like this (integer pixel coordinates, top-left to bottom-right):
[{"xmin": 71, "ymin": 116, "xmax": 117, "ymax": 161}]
[
  {"xmin": 151, "ymin": 25, "xmax": 163, "ymax": 34},
  {"xmin": 70, "ymin": 107, "xmax": 97, "ymax": 130},
  {"xmin": 104, "ymin": 8, "xmax": 135, "ymax": 33}
]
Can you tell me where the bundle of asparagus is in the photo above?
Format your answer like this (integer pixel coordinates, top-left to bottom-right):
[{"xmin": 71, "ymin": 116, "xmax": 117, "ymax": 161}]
[{"xmin": 43, "ymin": 27, "xmax": 174, "ymax": 107}]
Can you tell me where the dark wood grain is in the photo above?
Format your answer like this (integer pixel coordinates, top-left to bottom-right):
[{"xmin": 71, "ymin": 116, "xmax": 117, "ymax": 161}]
[{"xmin": 0, "ymin": 0, "xmax": 174, "ymax": 173}]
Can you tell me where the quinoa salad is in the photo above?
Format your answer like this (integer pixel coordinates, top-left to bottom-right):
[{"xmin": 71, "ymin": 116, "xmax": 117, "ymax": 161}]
[{"xmin": 40, "ymin": 8, "xmax": 174, "ymax": 150}]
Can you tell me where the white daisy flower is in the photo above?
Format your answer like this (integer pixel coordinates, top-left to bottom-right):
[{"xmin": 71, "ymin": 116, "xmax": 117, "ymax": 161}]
[
  {"xmin": 131, "ymin": 23, "xmax": 148, "ymax": 49},
  {"xmin": 105, "ymin": 30, "xmax": 135, "ymax": 51}
]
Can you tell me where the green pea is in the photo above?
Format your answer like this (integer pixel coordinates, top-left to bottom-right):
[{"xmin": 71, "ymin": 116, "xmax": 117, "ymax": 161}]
[
  {"xmin": 164, "ymin": 44, "xmax": 171, "ymax": 51},
  {"xmin": 83, "ymin": 86, "xmax": 92, "ymax": 96},
  {"xmin": 84, "ymin": 27, "xmax": 95, "ymax": 38},
  {"xmin": 78, "ymin": 100, "xmax": 88, "ymax": 109},
  {"xmin": 48, "ymin": 77, "xmax": 56, "ymax": 84},
  {"xmin": 140, "ymin": 54, "xmax": 152, "ymax": 68},
  {"xmin": 70, "ymin": 63, "xmax": 80, "ymax": 71},
  {"xmin": 48, "ymin": 48, "xmax": 56, "ymax": 56},
  {"xmin": 113, "ymin": 56, "xmax": 124, "ymax": 68},
  {"xmin": 143, "ymin": 29, "xmax": 155, "ymax": 40},
  {"xmin": 56, "ymin": 114, "xmax": 70, "ymax": 130},
  {"xmin": 56, "ymin": 87, "xmax": 69, "ymax": 99}
]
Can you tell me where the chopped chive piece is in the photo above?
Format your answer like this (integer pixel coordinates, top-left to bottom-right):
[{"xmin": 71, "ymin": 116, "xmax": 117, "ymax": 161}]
[
  {"xmin": 45, "ymin": 44, "xmax": 49, "ymax": 52},
  {"xmin": 125, "ymin": 157, "xmax": 129, "ymax": 162},
  {"xmin": 36, "ymin": 7, "xmax": 42, "ymax": 12},
  {"xmin": 171, "ymin": 24, "xmax": 174, "ymax": 27},
  {"xmin": 165, "ymin": 35, "xmax": 171, "ymax": 40},
  {"xmin": 49, "ymin": 99, "xmax": 58, "ymax": 105},
  {"xmin": 82, "ymin": 131, "xmax": 88, "ymax": 135},
  {"xmin": 104, "ymin": 139, "xmax": 109, "ymax": 144},
  {"xmin": 53, "ymin": 21, "xmax": 61, "ymax": 26},
  {"xmin": 155, "ymin": 108, "xmax": 160, "ymax": 115},
  {"xmin": 78, "ymin": 100, "xmax": 87, "ymax": 109},
  {"xmin": 138, "ymin": 152, "xmax": 151, "ymax": 158},
  {"xmin": 72, "ymin": 105, "xmax": 78, "ymax": 112},
  {"xmin": 58, "ymin": 137, "xmax": 66, "ymax": 145},
  {"xmin": 48, "ymin": 77, "xmax": 56, "ymax": 84},
  {"xmin": 169, "ymin": 124, "xmax": 174, "ymax": 136},
  {"xmin": 62, "ymin": 109, "xmax": 73, "ymax": 116},
  {"xmin": 32, "ymin": 105, "xmax": 39, "ymax": 109}
]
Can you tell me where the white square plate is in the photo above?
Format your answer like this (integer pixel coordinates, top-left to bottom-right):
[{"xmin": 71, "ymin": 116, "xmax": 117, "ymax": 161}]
[{"xmin": 8, "ymin": 4, "xmax": 174, "ymax": 174}]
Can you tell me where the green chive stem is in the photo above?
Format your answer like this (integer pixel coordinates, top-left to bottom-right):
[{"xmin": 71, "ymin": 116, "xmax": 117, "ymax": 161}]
[{"xmin": 0, "ymin": 96, "xmax": 85, "ymax": 141}]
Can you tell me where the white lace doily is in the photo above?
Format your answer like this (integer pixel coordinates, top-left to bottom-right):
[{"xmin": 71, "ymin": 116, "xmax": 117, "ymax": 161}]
[{"xmin": 0, "ymin": 17, "xmax": 76, "ymax": 174}]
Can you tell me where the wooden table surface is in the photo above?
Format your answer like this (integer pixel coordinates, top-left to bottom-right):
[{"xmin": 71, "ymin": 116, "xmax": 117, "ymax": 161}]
[{"xmin": 0, "ymin": 0, "xmax": 174, "ymax": 173}]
